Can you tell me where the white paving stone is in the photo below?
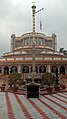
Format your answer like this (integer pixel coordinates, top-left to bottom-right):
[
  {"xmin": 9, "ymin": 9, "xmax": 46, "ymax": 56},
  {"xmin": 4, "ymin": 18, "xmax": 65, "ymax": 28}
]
[
  {"xmin": 42, "ymin": 95, "xmax": 67, "ymax": 117},
  {"xmin": 8, "ymin": 93, "xmax": 25, "ymax": 119},
  {"xmin": 0, "ymin": 92, "xmax": 8, "ymax": 119},
  {"xmin": 0, "ymin": 92, "xmax": 67, "ymax": 119},
  {"xmin": 18, "ymin": 95, "xmax": 43, "ymax": 119},
  {"xmin": 53, "ymin": 93, "xmax": 67, "ymax": 102},
  {"xmin": 58, "ymin": 92, "xmax": 67, "ymax": 98},
  {"xmin": 30, "ymin": 98, "xmax": 59, "ymax": 119}
]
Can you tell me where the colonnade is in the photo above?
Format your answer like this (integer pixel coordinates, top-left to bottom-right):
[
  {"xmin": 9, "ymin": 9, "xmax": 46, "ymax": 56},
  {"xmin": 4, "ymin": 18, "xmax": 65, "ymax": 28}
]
[{"xmin": 0, "ymin": 64, "xmax": 66, "ymax": 75}]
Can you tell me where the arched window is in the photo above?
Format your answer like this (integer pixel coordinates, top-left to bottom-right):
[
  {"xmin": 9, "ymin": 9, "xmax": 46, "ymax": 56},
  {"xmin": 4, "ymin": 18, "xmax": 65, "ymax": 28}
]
[
  {"xmin": 22, "ymin": 66, "xmax": 29, "ymax": 73},
  {"xmin": 31, "ymin": 66, "xmax": 38, "ymax": 73},
  {"xmin": 10, "ymin": 66, "xmax": 17, "ymax": 73},
  {"xmin": 51, "ymin": 66, "xmax": 57, "ymax": 73},
  {"xmin": 39, "ymin": 66, "xmax": 46, "ymax": 73},
  {"xmin": 39, "ymin": 41, "xmax": 42, "ymax": 45},
  {"xmin": 0, "ymin": 67, "xmax": 2, "ymax": 73},
  {"xmin": 60, "ymin": 66, "xmax": 65, "ymax": 75},
  {"xmin": 4, "ymin": 66, "xmax": 9, "ymax": 75}
]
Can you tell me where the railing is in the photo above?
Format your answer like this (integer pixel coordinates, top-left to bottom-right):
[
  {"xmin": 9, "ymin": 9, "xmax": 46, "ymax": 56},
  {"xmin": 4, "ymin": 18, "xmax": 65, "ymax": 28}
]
[{"xmin": 0, "ymin": 56, "xmax": 67, "ymax": 62}]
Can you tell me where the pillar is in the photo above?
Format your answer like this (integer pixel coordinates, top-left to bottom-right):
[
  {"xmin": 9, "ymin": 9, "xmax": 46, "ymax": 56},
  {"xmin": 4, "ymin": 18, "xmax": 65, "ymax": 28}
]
[
  {"xmin": 1, "ymin": 67, "xmax": 4, "ymax": 74},
  {"xmin": 47, "ymin": 65, "xmax": 51, "ymax": 73},
  {"xmin": 18, "ymin": 65, "xmax": 21, "ymax": 73}
]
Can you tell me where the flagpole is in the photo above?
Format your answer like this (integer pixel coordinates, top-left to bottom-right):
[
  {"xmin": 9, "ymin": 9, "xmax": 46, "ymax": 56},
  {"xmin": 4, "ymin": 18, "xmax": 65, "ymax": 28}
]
[
  {"xmin": 40, "ymin": 19, "xmax": 42, "ymax": 30},
  {"xmin": 32, "ymin": 0, "xmax": 36, "ymax": 83},
  {"xmin": 31, "ymin": 0, "xmax": 44, "ymax": 83}
]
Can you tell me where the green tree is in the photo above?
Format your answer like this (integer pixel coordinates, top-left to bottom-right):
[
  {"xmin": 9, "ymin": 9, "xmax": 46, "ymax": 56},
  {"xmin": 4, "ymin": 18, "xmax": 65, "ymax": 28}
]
[
  {"xmin": 8, "ymin": 72, "xmax": 21, "ymax": 88},
  {"xmin": 42, "ymin": 72, "xmax": 56, "ymax": 87}
]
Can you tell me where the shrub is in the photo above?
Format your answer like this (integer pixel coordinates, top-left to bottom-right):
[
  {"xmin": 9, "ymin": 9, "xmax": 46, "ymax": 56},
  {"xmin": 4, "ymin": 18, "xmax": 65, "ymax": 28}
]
[{"xmin": 42, "ymin": 72, "xmax": 56, "ymax": 87}]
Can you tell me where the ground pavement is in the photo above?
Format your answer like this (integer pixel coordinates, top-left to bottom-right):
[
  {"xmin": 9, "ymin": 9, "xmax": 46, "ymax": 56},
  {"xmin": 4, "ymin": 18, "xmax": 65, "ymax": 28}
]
[{"xmin": 0, "ymin": 92, "xmax": 67, "ymax": 119}]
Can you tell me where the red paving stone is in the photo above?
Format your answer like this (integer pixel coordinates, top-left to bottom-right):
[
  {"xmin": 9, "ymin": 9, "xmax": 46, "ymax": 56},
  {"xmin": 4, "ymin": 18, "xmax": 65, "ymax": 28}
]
[
  {"xmin": 5, "ymin": 92, "xmax": 15, "ymax": 119},
  {"xmin": 57, "ymin": 93, "xmax": 67, "ymax": 99},
  {"xmin": 51, "ymin": 94, "xmax": 67, "ymax": 104},
  {"xmin": 14, "ymin": 94, "xmax": 33, "ymax": 119},
  {"xmin": 38, "ymin": 98, "xmax": 66, "ymax": 119},
  {"xmin": 43, "ymin": 95, "xmax": 67, "ymax": 111},
  {"xmin": 0, "ymin": 90, "xmax": 67, "ymax": 119},
  {"xmin": 28, "ymin": 98, "xmax": 50, "ymax": 119}
]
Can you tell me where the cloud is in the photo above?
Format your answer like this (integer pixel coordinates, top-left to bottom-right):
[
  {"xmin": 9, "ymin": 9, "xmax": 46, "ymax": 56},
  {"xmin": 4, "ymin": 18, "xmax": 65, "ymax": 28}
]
[{"xmin": 0, "ymin": 0, "xmax": 67, "ymax": 56}]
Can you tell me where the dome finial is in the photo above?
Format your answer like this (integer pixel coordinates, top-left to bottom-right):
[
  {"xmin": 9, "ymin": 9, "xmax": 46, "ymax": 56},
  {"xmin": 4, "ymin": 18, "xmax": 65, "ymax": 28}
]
[{"xmin": 32, "ymin": 0, "xmax": 35, "ymax": 5}]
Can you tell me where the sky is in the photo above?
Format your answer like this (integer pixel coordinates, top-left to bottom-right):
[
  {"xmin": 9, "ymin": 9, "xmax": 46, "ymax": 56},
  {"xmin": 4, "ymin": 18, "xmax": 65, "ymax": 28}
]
[{"xmin": 0, "ymin": 0, "xmax": 67, "ymax": 57}]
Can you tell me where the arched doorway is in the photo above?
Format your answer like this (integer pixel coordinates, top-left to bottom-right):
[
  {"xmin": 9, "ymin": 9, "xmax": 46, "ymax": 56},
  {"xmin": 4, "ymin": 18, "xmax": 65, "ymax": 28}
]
[
  {"xmin": 4, "ymin": 66, "xmax": 9, "ymax": 75},
  {"xmin": 39, "ymin": 66, "xmax": 46, "ymax": 73},
  {"xmin": 10, "ymin": 66, "xmax": 17, "ymax": 73},
  {"xmin": 60, "ymin": 66, "xmax": 65, "ymax": 75}
]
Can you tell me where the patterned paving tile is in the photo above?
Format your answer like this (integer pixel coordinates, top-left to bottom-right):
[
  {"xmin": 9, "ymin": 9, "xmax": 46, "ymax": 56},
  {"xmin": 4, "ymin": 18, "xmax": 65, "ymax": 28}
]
[
  {"xmin": 57, "ymin": 93, "xmax": 67, "ymax": 98},
  {"xmin": 5, "ymin": 92, "xmax": 15, "ymax": 119},
  {"xmin": 42, "ymin": 95, "xmax": 67, "ymax": 118},
  {"xmin": 52, "ymin": 93, "xmax": 67, "ymax": 103},
  {"xmin": 8, "ymin": 93, "xmax": 25, "ymax": 119},
  {"xmin": 0, "ymin": 92, "xmax": 67, "ymax": 119},
  {"xmin": 18, "ymin": 95, "xmax": 43, "ymax": 119},
  {"xmin": 0, "ymin": 92, "xmax": 8, "ymax": 119}
]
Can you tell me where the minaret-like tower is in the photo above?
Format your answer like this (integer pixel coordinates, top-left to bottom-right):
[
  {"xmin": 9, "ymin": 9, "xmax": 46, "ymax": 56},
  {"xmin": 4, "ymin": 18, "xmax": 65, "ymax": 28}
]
[{"xmin": 32, "ymin": 0, "xmax": 36, "ymax": 82}]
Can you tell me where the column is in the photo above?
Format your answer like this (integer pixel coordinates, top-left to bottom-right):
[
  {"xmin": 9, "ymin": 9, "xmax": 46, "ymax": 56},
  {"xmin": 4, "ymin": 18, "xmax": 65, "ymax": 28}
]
[
  {"xmin": 9, "ymin": 66, "xmax": 11, "ymax": 74},
  {"xmin": 18, "ymin": 65, "xmax": 21, "ymax": 73},
  {"xmin": 65, "ymin": 65, "xmax": 67, "ymax": 74},
  {"xmin": 58, "ymin": 66, "xmax": 60, "ymax": 74},
  {"xmin": 38, "ymin": 66, "xmax": 39, "ymax": 73},
  {"xmin": 1, "ymin": 67, "xmax": 4, "ymax": 74},
  {"xmin": 29, "ymin": 66, "xmax": 31, "ymax": 74},
  {"xmin": 47, "ymin": 65, "xmax": 51, "ymax": 73}
]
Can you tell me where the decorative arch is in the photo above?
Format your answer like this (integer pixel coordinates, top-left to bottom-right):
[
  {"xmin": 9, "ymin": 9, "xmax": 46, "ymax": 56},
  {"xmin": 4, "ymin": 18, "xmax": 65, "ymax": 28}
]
[
  {"xmin": 31, "ymin": 66, "xmax": 38, "ymax": 73},
  {"xmin": 39, "ymin": 66, "xmax": 46, "ymax": 73},
  {"xmin": 22, "ymin": 65, "xmax": 29, "ymax": 73},
  {"xmin": 60, "ymin": 66, "xmax": 65, "ymax": 75},
  {"xmin": 10, "ymin": 66, "xmax": 17, "ymax": 73},
  {"xmin": 51, "ymin": 65, "xmax": 57, "ymax": 73},
  {"xmin": 0, "ymin": 67, "xmax": 2, "ymax": 73},
  {"xmin": 4, "ymin": 66, "xmax": 9, "ymax": 74}
]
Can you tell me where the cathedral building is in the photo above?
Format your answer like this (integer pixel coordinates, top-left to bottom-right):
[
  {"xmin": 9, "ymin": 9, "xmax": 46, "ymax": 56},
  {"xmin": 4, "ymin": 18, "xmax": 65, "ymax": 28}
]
[
  {"xmin": 0, "ymin": 1, "xmax": 67, "ymax": 79},
  {"xmin": 0, "ymin": 32, "xmax": 67, "ymax": 78}
]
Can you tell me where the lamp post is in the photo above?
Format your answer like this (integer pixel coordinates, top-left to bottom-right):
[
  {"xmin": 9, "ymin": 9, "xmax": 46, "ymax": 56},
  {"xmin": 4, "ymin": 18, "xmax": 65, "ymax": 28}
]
[{"xmin": 31, "ymin": 0, "xmax": 44, "ymax": 82}]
